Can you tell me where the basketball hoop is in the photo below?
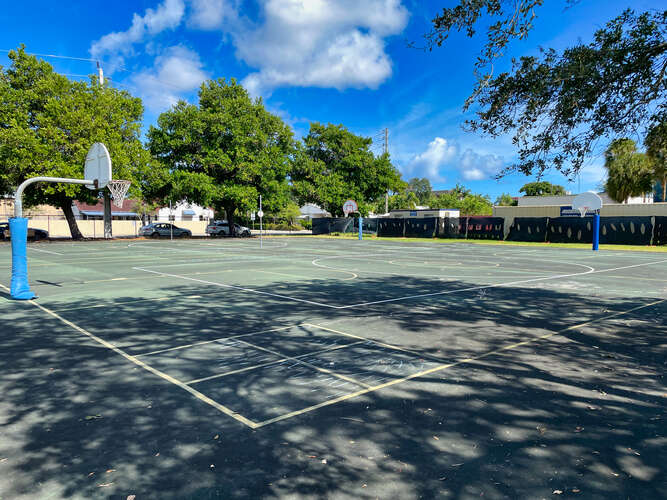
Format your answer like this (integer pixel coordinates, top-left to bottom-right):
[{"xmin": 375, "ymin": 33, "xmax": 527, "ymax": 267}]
[
  {"xmin": 107, "ymin": 180, "xmax": 131, "ymax": 208},
  {"xmin": 578, "ymin": 206, "xmax": 589, "ymax": 218}
]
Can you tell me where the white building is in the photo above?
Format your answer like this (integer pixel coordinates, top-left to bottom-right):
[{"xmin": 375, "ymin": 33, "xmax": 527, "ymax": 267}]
[
  {"xmin": 299, "ymin": 203, "xmax": 330, "ymax": 220},
  {"xmin": 389, "ymin": 208, "xmax": 460, "ymax": 218},
  {"xmin": 157, "ymin": 201, "xmax": 214, "ymax": 222},
  {"xmin": 518, "ymin": 192, "xmax": 653, "ymax": 207}
]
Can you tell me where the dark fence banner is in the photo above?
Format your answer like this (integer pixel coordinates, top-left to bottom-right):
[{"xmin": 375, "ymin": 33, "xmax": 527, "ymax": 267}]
[
  {"xmin": 599, "ymin": 216, "xmax": 653, "ymax": 245},
  {"xmin": 377, "ymin": 218, "xmax": 405, "ymax": 237},
  {"xmin": 404, "ymin": 217, "xmax": 437, "ymax": 238},
  {"xmin": 312, "ymin": 217, "xmax": 355, "ymax": 235},
  {"xmin": 435, "ymin": 217, "xmax": 461, "ymax": 238},
  {"xmin": 460, "ymin": 217, "xmax": 504, "ymax": 240},
  {"xmin": 547, "ymin": 217, "xmax": 593, "ymax": 243},
  {"xmin": 507, "ymin": 217, "xmax": 549, "ymax": 242},
  {"xmin": 654, "ymin": 216, "xmax": 667, "ymax": 246}
]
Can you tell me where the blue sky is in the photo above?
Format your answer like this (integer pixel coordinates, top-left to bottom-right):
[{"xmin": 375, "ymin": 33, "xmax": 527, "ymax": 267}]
[{"xmin": 1, "ymin": 0, "xmax": 663, "ymax": 201}]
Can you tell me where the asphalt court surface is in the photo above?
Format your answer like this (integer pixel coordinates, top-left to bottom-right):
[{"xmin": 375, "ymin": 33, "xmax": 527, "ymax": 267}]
[
  {"xmin": 2, "ymin": 238, "xmax": 666, "ymax": 428},
  {"xmin": 1, "ymin": 237, "xmax": 666, "ymax": 498}
]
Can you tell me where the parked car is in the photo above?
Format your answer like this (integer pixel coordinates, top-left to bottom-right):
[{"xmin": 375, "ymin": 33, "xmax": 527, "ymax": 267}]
[
  {"xmin": 138, "ymin": 223, "xmax": 192, "ymax": 238},
  {"xmin": 0, "ymin": 222, "xmax": 49, "ymax": 241},
  {"xmin": 206, "ymin": 221, "xmax": 251, "ymax": 237}
]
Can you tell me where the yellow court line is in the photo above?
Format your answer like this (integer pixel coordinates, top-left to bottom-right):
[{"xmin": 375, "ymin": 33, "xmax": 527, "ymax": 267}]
[
  {"xmin": 252, "ymin": 299, "xmax": 666, "ymax": 427},
  {"xmin": 0, "ymin": 283, "xmax": 259, "ymax": 429},
  {"xmin": 185, "ymin": 341, "xmax": 365, "ymax": 385},
  {"xmin": 308, "ymin": 323, "xmax": 452, "ymax": 365},
  {"xmin": 236, "ymin": 338, "xmax": 374, "ymax": 389},
  {"xmin": 135, "ymin": 325, "xmax": 296, "ymax": 357}
]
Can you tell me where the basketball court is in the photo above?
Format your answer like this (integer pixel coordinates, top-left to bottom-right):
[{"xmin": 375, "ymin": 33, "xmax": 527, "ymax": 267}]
[{"xmin": 0, "ymin": 237, "xmax": 665, "ymax": 498}]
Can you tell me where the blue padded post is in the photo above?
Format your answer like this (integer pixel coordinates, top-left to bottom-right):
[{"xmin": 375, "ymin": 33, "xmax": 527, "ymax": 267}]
[
  {"xmin": 592, "ymin": 213, "xmax": 600, "ymax": 251},
  {"xmin": 10, "ymin": 217, "xmax": 37, "ymax": 300},
  {"xmin": 358, "ymin": 216, "xmax": 363, "ymax": 241}
]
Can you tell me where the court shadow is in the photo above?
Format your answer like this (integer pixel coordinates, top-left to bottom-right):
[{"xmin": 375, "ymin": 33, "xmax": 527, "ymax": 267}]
[{"xmin": 0, "ymin": 274, "xmax": 665, "ymax": 499}]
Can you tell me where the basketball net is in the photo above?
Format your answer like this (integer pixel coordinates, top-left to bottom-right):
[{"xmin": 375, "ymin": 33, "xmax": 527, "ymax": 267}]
[
  {"xmin": 578, "ymin": 206, "xmax": 589, "ymax": 217},
  {"xmin": 107, "ymin": 180, "xmax": 131, "ymax": 208}
]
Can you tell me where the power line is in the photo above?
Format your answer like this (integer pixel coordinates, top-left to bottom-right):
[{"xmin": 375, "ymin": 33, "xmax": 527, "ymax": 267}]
[{"xmin": 0, "ymin": 49, "xmax": 98, "ymax": 63}]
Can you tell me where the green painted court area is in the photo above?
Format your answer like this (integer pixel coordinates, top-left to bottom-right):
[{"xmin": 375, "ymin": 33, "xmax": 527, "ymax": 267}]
[{"xmin": 1, "ymin": 237, "xmax": 665, "ymax": 499}]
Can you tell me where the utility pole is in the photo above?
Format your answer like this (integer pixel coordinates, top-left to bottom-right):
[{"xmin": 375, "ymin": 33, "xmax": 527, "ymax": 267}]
[
  {"xmin": 384, "ymin": 128, "xmax": 389, "ymax": 213},
  {"xmin": 97, "ymin": 62, "xmax": 104, "ymax": 85}
]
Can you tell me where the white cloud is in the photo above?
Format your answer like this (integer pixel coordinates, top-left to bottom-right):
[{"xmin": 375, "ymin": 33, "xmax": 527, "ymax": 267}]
[
  {"xmin": 188, "ymin": 0, "xmax": 237, "ymax": 30},
  {"xmin": 404, "ymin": 137, "xmax": 506, "ymax": 183},
  {"xmin": 130, "ymin": 46, "xmax": 209, "ymax": 111},
  {"xmin": 405, "ymin": 138, "xmax": 458, "ymax": 182},
  {"xmin": 235, "ymin": 0, "xmax": 409, "ymax": 96},
  {"xmin": 91, "ymin": 0, "xmax": 185, "ymax": 67},
  {"xmin": 459, "ymin": 149, "xmax": 504, "ymax": 180}
]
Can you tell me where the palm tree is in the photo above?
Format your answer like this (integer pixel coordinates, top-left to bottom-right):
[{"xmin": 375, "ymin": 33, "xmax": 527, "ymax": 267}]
[
  {"xmin": 604, "ymin": 139, "xmax": 653, "ymax": 203},
  {"xmin": 645, "ymin": 120, "xmax": 667, "ymax": 202}
]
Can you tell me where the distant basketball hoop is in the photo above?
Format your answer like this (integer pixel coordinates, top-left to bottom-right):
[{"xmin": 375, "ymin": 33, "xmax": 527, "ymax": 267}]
[{"xmin": 572, "ymin": 191, "xmax": 603, "ymax": 251}]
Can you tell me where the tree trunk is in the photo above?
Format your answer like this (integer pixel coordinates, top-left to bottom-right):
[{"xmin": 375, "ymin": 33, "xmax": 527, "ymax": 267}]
[
  {"xmin": 663, "ymin": 176, "xmax": 666, "ymax": 202},
  {"xmin": 103, "ymin": 191, "xmax": 112, "ymax": 239},
  {"xmin": 61, "ymin": 199, "xmax": 84, "ymax": 240},
  {"xmin": 226, "ymin": 205, "xmax": 236, "ymax": 236}
]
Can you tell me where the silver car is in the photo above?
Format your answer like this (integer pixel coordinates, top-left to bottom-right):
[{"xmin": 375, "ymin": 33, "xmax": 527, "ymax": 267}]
[{"xmin": 139, "ymin": 223, "xmax": 192, "ymax": 238}]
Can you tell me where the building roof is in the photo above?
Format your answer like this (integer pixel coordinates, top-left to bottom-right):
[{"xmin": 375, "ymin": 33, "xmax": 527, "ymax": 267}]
[
  {"xmin": 391, "ymin": 208, "xmax": 459, "ymax": 212},
  {"xmin": 74, "ymin": 199, "xmax": 141, "ymax": 213}
]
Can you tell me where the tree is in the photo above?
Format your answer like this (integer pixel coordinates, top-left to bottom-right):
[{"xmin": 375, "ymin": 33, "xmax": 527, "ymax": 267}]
[
  {"xmin": 374, "ymin": 191, "xmax": 419, "ymax": 212},
  {"xmin": 425, "ymin": 7, "xmax": 667, "ymax": 178},
  {"xmin": 460, "ymin": 194, "xmax": 493, "ymax": 215},
  {"xmin": 603, "ymin": 138, "xmax": 654, "ymax": 203},
  {"xmin": 645, "ymin": 119, "xmax": 667, "ymax": 202},
  {"xmin": 291, "ymin": 123, "xmax": 405, "ymax": 216},
  {"xmin": 147, "ymin": 79, "xmax": 294, "ymax": 235},
  {"xmin": 0, "ymin": 47, "xmax": 149, "ymax": 239},
  {"xmin": 519, "ymin": 181, "xmax": 566, "ymax": 196},
  {"xmin": 430, "ymin": 184, "xmax": 492, "ymax": 215},
  {"xmin": 406, "ymin": 177, "xmax": 432, "ymax": 205},
  {"xmin": 494, "ymin": 193, "xmax": 517, "ymax": 206},
  {"xmin": 277, "ymin": 201, "xmax": 302, "ymax": 227}
]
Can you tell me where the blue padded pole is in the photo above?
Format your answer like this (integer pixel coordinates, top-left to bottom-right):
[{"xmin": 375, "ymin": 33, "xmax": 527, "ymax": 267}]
[
  {"xmin": 10, "ymin": 217, "xmax": 37, "ymax": 300},
  {"xmin": 592, "ymin": 213, "xmax": 600, "ymax": 251},
  {"xmin": 358, "ymin": 216, "xmax": 363, "ymax": 240}
]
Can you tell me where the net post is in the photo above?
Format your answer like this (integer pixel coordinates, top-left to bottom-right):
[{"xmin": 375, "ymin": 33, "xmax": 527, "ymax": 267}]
[{"xmin": 593, "ymin": 212, "xmax": 600, "ymax": 251}]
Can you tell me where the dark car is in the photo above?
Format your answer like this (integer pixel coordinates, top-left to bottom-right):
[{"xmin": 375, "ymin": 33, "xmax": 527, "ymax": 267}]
[
  {"xmin": 138, "ymin": 223, "xmax": 192, "ymax": 238},
  {"xmin": 0, "ymin": 222, "xmax": 49, "ymax": 241},
  {"xmin": 206, "ymin": 221, "xmax": 251, "ymax": 237}
]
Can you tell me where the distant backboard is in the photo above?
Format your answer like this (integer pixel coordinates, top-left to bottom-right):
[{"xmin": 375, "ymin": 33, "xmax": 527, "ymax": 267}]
[
  {"xmin": 343, "ymin": 199, "xmax": 358, "ymax": 216},
  {"xmin": 84, "ymin": 143, "xmax": 112, "ymax": 190},
  {"xmin": 572, "ymin": 191, "xmax": 602, "ymax": 217}
]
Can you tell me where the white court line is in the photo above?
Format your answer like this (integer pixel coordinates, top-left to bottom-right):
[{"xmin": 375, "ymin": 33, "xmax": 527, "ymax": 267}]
[
  {"xmin": 27, "ymin": 247, "xmax": 63, "ymax": 255},
  {"xmin": 134, "ymin": 256, "xmax": 667, "ymax": 311},
  {"xmin": 335, "ymin": 258, "xmax": 667, "ymax": 309},
  {"xmin": 133, "ymin": 267, "xmax": 339, "ymax": 309}
]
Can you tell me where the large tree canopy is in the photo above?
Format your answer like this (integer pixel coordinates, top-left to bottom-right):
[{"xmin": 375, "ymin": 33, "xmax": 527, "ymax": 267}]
[
  {"xmin": 426, "ymin": 7, "xmax": 667, "ymax": 178},
  {"xmin": 291, "ymin": 123, "xmax": 405, "ymax": 216},
  {"xmin": 406, "ymin": 177, "xmax": 433, "ymax": 205},
  {"xmin": 604, "ymin": 138, "xmax": 654, "ymax": 203},
  {"xmin": 147, "ymin": 78, "xmax": 294, "ymax": 233},
  {"xmin": 0, "ymin": 46, "xmax": 149, "ymax": 239},
  {"xmin": 519, "ymin": 181, "xmax": 566, "ymax": 196}
]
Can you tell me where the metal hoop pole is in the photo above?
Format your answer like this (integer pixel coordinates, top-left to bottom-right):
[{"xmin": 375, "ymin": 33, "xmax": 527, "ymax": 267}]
[{"xmin": 14, "ymin": 177, "xmax": 96, "ymax": 217}]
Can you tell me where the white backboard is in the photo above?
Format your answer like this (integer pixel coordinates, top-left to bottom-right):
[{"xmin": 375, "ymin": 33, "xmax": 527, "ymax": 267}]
[
  {"xmin": 84, "ymin": 142, "xmax": 112, "ymax": 190},
  {"xmin": 572, "ymin": 191, "xmax": 603, "ymax": 215}
]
